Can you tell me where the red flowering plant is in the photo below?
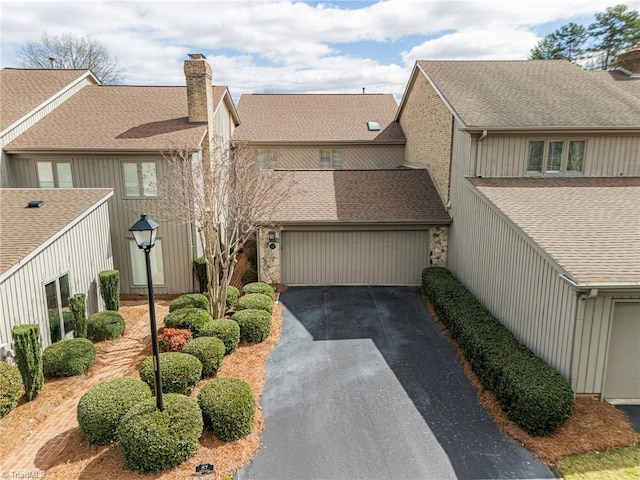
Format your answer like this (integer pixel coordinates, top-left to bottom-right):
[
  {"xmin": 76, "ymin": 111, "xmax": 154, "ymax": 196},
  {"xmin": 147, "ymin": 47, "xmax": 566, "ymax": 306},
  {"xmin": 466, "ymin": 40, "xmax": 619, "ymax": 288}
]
[{"xmin": 158, "ymin": 327, "xmax": 193, "ymax": 352}]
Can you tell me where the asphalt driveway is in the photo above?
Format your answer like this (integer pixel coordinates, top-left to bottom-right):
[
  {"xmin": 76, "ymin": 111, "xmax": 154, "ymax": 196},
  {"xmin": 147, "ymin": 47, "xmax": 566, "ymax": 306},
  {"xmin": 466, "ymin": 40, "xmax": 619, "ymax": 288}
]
[{"xmin": 236, "ymin": 286, "xmax": 555, "ymax": 480}]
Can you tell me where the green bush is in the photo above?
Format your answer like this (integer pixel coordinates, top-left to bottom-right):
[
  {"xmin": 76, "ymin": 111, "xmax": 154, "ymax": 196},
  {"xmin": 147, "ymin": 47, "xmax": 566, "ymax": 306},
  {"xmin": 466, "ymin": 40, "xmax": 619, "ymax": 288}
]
[
  {"xmin": 43, "ymin": 338, "xmax": 96, "ymax": 377},
  {"xmin": 198, "ymin": 377, "xmax": 255, "ymax": 441},
  {"xmin": 237, "ymin": 293, "xmax": 273, "ymax": 314},
  {"xmin": 12, "ymin": 324, "xmax": 43, "ymax": 401},
  {"xmin": 77, "ymin": 377, "xmax": 152, "ymax": 445},
  {"xmin": 198, "ymin": 319, "xmax": 240, "ymax": 354},
  {"xmin": 193, "ymin": 257, "xmax": 208, "ymax": 294},
  {"xmin": 139, "ymin": 352, "xmax": 202, "ymax": 395},
  {"xmin": 87, "ymin": 311, "xmax": 125, "ymax": 341},
  {"xmin": 231, "ymin": 310, "xmax": 272, "ymax": 343},
  {"xmin": 99, "ymin": 270, "xmax": 120, "ymax": 311},
  {"xmin": 169, "ymin": 294, "xmax": 210, "ymax": 313},
  {"xmin": 0, "ymin": 362, "xmax": 22, "ymax": 418},
  {"xmin": 226, "ymin": 286, "xmax": 240, "ymax": 308},
  {"xmin": 241, "ymin": 267, "xmax": 258, "ymax": 285},
  {"xmin": 163, "ymin": 308, "xmax": 212, "ymax": 335},
  {"xmin": 69, "ymin": 293, "xmax": 87, "ymax": 338},
  {"xmin": 242, "ymin": 282, "xmax": 275, "ymax": 300},
  {"xmin": 117, "ymin": 393, "xmax": 203, "ymax": 472},
  {"xmin": 182, "ymin": 337, "xmax": 225, "ymax": 378},
  {"xmin": 422, "ymin": 267, "xmax": 574, "ymax": 435}
]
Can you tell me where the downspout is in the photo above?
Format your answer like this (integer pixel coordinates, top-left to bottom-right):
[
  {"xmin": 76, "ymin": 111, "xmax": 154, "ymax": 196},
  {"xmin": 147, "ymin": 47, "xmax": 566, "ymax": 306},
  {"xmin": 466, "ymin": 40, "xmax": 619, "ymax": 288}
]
[
  {"xmin": 569, "ymin": 287, "xmax": 598, "ymax": 392},
  {"xmin": 473, "ymin": 130, "xmax": 487, "ymax": 177}
]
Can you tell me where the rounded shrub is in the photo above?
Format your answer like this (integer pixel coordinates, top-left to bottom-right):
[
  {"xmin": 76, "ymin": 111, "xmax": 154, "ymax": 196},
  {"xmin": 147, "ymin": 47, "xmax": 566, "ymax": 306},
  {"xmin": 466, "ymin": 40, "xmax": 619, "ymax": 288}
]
[
  {"xmin": 158, "ymin": 327, "xmax": 192, "ymax": 352},
  {"xmin": 163, "ymin": 308, "xmax": 212, "ymax": 335},
  {"xmin": 87, "ymin": 311, "xmax": 125, "ymax": 341},
  {"xmin": 0, "ymin": 362, "xmax": 22, "ymax": 418},
  {"xmin": 237, "ymin": 293, "xmax": 273, "ymax": 314},
  {"xmin": 226, "ymin": 286, "xmax": 240, "ymax": 308},
  {"xmin": 198, "ymin": 319, "xmax": 240, "ymax": 354},
  {"xmin": 169, "ymin": 293, "xmax": 210, "ymax": 313},
  {"xmin": 43, "ymin": 338, "xmax": 96, "ymax": 377},
  {"xmin": 198, "ymin": 377, "xmax": 255, "ymax": 442},
  {"xmin": 139, "ymin": 352, "xmax": 202, "ymax": 395},
  {"xmin": 77, "ymin": 377, "xmax": 152, "ymax": 445},
  {"xmin": 182, "ymin": 337, "xmax": 225, "ymax": 378},
  {"xmin": 231, "ymin": 309, "xmax": 272, "ymax": 343},
  {"xmin": 242, "ymin": 282, "xmax": 275, "ymax": 300},
  {"xmin": 117, "ymin": 393, "xmax": 203, "ymax": 472}
]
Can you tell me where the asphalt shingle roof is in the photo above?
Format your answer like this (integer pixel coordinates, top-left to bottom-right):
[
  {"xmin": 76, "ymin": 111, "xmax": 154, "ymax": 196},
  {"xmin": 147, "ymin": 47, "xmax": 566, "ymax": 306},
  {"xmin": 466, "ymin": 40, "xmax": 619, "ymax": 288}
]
[
  {"xmin": 470, "ymin": 177, "xmax": 640, "ymax": 285},
  {"xmin": 0, "ymin": 68, "xmax": 90, "ymax": 131},
  {"xmin": 267, "ymin": 169, "xmax": 450, "ymax": 224},
  {"xmin": 233, "ymin": 94, "xmax": 405, "ymax": 143},
  {"xmin": 417, "ymin": 60, "xmax": 640, "ymax": 129},
  {"xmin": 0, "ymin": 188, "xmax": 113, "ymax": 274}
]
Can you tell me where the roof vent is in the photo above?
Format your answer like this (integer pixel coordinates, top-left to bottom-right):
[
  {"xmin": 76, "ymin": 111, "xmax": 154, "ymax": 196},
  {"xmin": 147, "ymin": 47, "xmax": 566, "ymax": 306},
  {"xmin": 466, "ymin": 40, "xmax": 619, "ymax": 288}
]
[
  {"xmin": 367, "ymin": 121, "xmax": 380, "ymax": 131},
  {"xmin": 27, "ymin": 200, "xmax": 44, "ymax": 208}
]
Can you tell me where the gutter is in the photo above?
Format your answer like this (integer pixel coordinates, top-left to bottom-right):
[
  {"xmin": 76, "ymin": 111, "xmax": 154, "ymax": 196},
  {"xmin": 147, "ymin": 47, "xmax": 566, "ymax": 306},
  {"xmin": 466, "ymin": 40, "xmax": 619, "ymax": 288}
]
[
  {"xmin": 460, "ymin": 126, "xmax": 640, "ymax": 133},
  {"xmin": 560, "ymin": 274, "xmax": 640, "ymax": 291}
]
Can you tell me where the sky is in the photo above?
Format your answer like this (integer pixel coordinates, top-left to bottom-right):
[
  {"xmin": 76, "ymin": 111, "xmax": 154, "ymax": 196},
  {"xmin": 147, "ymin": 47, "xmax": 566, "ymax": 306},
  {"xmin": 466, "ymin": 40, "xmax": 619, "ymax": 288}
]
[{"xmin": 0, "ymin": 0, "xmax": 631, "ymax": 100}]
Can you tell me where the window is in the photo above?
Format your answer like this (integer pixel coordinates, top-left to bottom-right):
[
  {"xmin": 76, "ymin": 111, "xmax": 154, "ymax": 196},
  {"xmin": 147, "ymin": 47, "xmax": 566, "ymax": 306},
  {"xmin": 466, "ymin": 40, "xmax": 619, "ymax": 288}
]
[
  {"xmin": 129, "ymin": 239, "xmax": 165, "ymax": 286},
  {"xmin": 526, "ymin": 140, "xmax": 585, "ymax": 175},
  {"xmin": 122, "ymin": 161, "xmax": 157, "ymax": 197},
  {"xmin": 37, "ymin": 161, "xmax": 73, "ymax": 188},
  {"xmin": 320, "ymin": 150, "xmax": 343, "ymax": 169},
  {"xmin": 256, "ymin": 150, "xmax": 278, "ymax": 169},
  {"xmin": 45, "ymin": 273, "xmax": 73, "ymax": 343}
]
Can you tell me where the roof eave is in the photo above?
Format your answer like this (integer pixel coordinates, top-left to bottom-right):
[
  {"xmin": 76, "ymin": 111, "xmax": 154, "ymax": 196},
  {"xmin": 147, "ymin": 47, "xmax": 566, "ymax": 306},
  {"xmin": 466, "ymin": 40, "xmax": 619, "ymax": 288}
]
[
  {"xmin": 268, "ymin": 219, "xmax": 452, "ymax": 226},
  {"xmin": 560, "ymin": 274, "xmax": 640, "ymax": 291},
  {"xmin": 231, "ymin": 139, "xmax": 406, "ymax": 146},
  {"xmin": 460, "ymin": 126, "xmax": 640, "ymax": 133}
]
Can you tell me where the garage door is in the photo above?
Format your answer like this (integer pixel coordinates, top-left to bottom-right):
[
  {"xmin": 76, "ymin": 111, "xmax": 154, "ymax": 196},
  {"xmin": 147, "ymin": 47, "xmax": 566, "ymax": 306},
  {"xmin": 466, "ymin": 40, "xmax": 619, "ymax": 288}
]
[
  {"xmin": 604, "ymin": 302, "xmax": 640, "ymax": 402},
  {"xmin": 281, "ymin": 230, "xmax": 429, "ymax": 285}
]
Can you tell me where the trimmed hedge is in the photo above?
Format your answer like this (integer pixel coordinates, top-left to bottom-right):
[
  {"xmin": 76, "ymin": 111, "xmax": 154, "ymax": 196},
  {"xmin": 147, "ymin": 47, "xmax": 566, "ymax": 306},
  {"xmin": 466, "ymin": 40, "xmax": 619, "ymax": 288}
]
[
  {"xmin": 237, "ymin": 293, "xmax": 273, "ymax": 314},
  {"xmin": 0, "ymin": 362, "xmax": 22, "ymax": 418},
  {"xmin": 198, "ymin": 377, "xmax": 255, "ymax": 441},
  {"xmin": 198, "ymin": 319, "xmax": 240, "ymax": 354},
  {"xmin": 139, "ymin": 352, "xmax": 202, "ymax": 395},
  {"xmin": 231, "ymin": 309, "xmax": 272, "ymax": 344},
  {"xmin": 99, "ymin": 270, "xmax": 120, "ymax": 311},
  {"xmin": 169, "ymin": 294, "xmax": 210, "ymax": 313},
  {"xmin": 69, "ymin": 293, "xmax": 87, "ymax": 338},
  {"xmin": 193, "ymin": 257, "xmax": 208, "ymax": 294},
  {"xmin": 182, "ymin": 337, "xmax": 225, "ymax": 378},
  {"xmin": 422, "ymin": 267, "xmax": 574, "ymax": 435},
  {"xmin": 163, "ymin": 308, "xmax": 212, "ymax": 335},
  {"xmin": 117, "ymin": 393, "xmax": 203, "ymax": 472},
  {"xmin": 226, "ymin": 286, "xmax": 240, "ymax": 309},
  {"xmin": 43, "ymin": 338, "xmax": 96, "ymax": 377},
  {"xmin": 12, "ymin": 324, "xmax": 43, "ymax": 401},
  {"xmin": 87, "ymin": 311, "xmax": 125, "ymax": 341},
  {"xmin": 242, "ymin": 282, "xmax": 275, "ymax": 300},
  {"xmin": 77, "ymin": 377, "xmax": 152, "ymax": 445}
]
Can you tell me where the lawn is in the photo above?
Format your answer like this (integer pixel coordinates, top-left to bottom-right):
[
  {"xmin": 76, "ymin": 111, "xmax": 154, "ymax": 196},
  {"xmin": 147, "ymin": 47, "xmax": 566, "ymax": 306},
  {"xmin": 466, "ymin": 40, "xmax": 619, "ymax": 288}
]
[{"xmin": 557, "ymin": 446, "xmax": 640, "ymax": 479}]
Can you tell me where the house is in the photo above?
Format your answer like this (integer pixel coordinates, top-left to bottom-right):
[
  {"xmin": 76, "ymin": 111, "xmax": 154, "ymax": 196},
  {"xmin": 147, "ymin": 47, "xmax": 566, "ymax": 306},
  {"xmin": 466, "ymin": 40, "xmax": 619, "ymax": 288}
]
[
  {"xmin": 1, "ymin": 55, "xmax": 240, "ymax": 295},
  {"xmin": 0, "ymin": 188, "xmax": 113, "ymax": 355},
  {"xmin": 233, "ymin": 92, "xmax": 450, "ymax": 285},
  {"xmin": 396, "ymin": 52, "xmax": 640, "ymax": 401}
]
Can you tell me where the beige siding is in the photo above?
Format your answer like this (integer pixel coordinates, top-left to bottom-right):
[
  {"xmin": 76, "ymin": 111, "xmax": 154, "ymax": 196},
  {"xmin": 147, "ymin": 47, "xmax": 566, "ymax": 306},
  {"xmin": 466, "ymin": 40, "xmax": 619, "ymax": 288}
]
[
  {"xmin": 282, "ymin": 229, "xmax": 429, "ymax": 285},
  {"xmin": 477, "ymin": 133, "xmax": 640, "ymax": 177},
  {"xmin": 0, "ymin": 201, "xmax": 112, "ymax": 349},
  {"xmin": 398, "ymin": 71, "xmax": 453, "ymax": 202},
  {"xmin": 10, "ymin": 155, "xmax": 196, "ymax": 294},
  {"xmin": 249, "ymin": 144, "xmax": 404, "ymax": 170}
]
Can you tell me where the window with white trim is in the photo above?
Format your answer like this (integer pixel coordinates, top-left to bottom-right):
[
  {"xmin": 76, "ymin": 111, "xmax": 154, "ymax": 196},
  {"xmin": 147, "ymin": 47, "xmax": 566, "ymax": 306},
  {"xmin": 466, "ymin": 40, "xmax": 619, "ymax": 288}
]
[
  {"xmin": 320, "ymin": 150, "xmax": 343, "ymax": 169},
  {"xmin": 129, "ymin": 238, "xmax": 165, "ymax": 285},
  {"xmin": 122, "ymin": 161, "xmax": 157, "ymax": 197},
  {"xmin": 526, "ymin": 140, "xmax": 585, "ymax": 175},
  {"xmin": 37, "ymin": 161, "xmax": 73, "ymax": 188},
  {"xmin": 45, "ymin": 273, "xmax": 73, "ymax": 343}
]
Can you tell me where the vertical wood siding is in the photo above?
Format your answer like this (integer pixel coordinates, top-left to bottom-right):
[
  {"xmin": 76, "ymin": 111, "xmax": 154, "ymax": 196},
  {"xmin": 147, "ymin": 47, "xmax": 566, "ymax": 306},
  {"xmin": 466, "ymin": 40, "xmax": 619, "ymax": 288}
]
[{"xmin": 0, "ymin": 202, "xmax": 112, "ymax": 349}]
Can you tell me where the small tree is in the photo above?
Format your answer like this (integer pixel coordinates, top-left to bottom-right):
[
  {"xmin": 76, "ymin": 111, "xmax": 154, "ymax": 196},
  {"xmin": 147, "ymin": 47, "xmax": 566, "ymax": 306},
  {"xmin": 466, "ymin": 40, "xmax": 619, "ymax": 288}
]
[
  {"xmin": 12, "ymin": 324, "xmax": 44, "ymax": 401},
  {"xmin": 69, "ymin": 293, "xmax": 87, "ymax": 338},
  {"xmin": 530, "ymin": 23, "xmax": 587, "ymax": 62},
  {"xmin": 99, "ymin": 270, "xmax": 120, "ymax": 311},
  {"xmin": 588, "ymin": 4, "xmax": 640, "ymax": 69}
]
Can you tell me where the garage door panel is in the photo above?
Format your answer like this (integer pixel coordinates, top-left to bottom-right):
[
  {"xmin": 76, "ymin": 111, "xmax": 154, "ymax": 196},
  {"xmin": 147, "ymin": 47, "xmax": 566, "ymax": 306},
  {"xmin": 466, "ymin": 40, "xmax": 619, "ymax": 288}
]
[
  {"xmin": 282, "ymin": 230, "xmax": 429, "ymax": 285},
  {"xmin": 604, "ymin": 302, "xmax": 640, "ymax": 401}
]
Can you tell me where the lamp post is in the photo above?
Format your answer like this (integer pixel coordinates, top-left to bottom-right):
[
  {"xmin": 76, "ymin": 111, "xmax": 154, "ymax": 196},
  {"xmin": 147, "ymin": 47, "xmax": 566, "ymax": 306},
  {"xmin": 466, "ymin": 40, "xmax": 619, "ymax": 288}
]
[{"xmin": 129, "ymin": 213, "xmax": 164, "ymax": 411}]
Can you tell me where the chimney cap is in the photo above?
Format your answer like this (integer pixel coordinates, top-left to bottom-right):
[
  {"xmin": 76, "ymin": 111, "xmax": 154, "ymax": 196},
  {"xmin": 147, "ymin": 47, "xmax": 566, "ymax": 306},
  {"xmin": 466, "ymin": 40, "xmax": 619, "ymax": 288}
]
[{"xmin": 187, "ymin": 53, "xmax": 207, "ymax": 60}]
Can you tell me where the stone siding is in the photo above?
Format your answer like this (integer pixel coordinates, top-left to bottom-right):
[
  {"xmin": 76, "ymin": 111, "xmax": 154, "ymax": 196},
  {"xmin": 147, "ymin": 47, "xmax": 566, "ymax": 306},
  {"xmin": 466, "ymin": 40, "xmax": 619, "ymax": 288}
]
[
  {"xmin": 258, "ymin": 226, "xmax": 282, "ymax": 284},
  {"xmin": 429, "ymin": 226, "xmax": 448, "ymax": 267}
]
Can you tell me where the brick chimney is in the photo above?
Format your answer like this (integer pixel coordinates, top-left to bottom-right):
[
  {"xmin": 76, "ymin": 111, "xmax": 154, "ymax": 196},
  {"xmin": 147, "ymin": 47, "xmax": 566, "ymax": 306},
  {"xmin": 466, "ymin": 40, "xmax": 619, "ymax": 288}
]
[
  {"xmin": 614, "ymin": 46, "xmax": 640, "ymax": 75},
  {"xmin": 184, "ymin": 53, "xmax": 213, "ymax": 123}
]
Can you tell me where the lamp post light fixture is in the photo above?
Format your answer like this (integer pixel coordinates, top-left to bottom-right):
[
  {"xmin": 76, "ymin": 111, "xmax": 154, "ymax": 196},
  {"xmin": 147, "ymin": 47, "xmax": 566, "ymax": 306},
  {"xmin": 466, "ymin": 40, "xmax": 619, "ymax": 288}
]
[{"xmin": 129, "ymin": 213, "xmax": 164, "ymax": 411}]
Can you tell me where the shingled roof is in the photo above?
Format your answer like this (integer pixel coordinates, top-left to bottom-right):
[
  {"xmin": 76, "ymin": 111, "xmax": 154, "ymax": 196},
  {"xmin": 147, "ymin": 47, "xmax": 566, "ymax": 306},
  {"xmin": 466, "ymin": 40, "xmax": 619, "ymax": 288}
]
[
  {"xmin": 412, "ymin": 60, "xmax": 640, "ymax": 129},
  {"xmin": 470, "ymin": 177, "xmax": 640, "ymax": 285},
  {"xmin": 266, "ymin": 169, "xmax": 450, "ymax": 224},
  {"xmin": 233, "ymin": 94, "xmax": 405, "ymax": 143},
  {"xmin": 0, "ymin": 188, "xmax": 113, "ymax": 275},
  {"xmin": 0, "ymin": 68, "xmax": 92, "ymax": 131}
]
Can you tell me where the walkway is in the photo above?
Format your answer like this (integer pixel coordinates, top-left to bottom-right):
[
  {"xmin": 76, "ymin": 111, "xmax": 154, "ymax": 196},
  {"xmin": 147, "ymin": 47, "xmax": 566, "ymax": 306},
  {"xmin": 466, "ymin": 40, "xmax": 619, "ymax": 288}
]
[{"xmin": 0, "ymin": 301, "xmax": 168, "ymax": 475}]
